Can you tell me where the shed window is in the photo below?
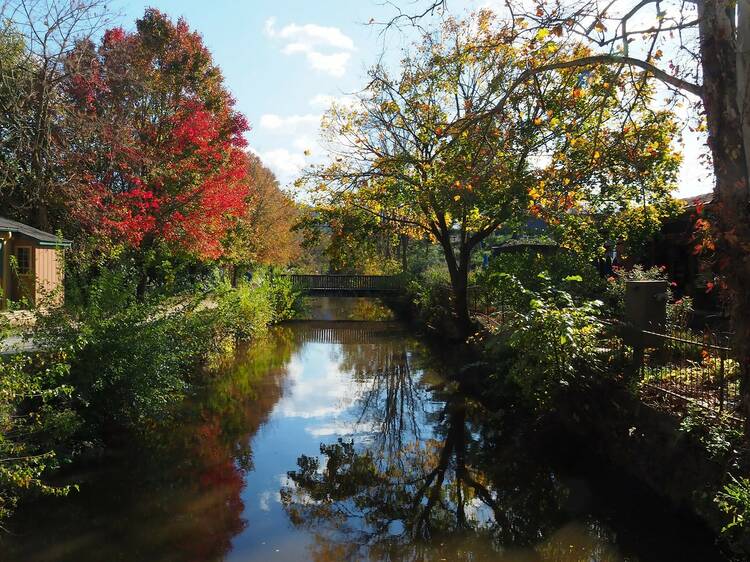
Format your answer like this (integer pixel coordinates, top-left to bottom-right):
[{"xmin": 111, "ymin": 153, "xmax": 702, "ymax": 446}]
[{"xmin": 15, "ymin": 247, "xmax": 31, "ymax": 275}]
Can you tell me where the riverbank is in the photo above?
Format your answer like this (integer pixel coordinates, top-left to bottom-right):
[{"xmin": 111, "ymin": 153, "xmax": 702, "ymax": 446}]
[
  {"xmin": 548, "ymin": 379, "xmax": 750, "ymax": 557},
  {"xmin": 0, "ymin": 273, "xmax": 302, "ymax": 526},
  {"xmin": 399, "ymin": 292, "xmax": 748, "ymax": 559}
]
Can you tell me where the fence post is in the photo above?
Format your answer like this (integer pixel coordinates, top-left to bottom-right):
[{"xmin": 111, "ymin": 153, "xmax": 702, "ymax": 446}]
[{"xmin": 719, "ymin": 347, "xmax": 726, "ymax": 414}]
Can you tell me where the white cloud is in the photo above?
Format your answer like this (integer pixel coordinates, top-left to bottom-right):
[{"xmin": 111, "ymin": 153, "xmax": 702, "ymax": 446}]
[
  {"xmin": 258, "ymin": 490, "xmax": 273, "ymax": 511},
  {"xmin": 273, "ymin": 348, "xmax": 360, "ymax": 419},
  {"xmin": 252, "ymin": 113, "xmax": 323, "ymax": 185},
  {"xmin": 259, "ymin": 113, "xmax": 321, "ymax": 133},
  {"xmin": 253, "ymin": 147, "xmax": 307, "ymax": 180},
  {"xmin": 305, "ymin": 420, "xmax": 376, "ymax": 438},
  {"xmin": 265, "ymin": 17, "xmax": 355, "ymax": 77},
  {"xmin": 265, "ymin": 18, "xmax": 355, "ymax": 50},
  {"xmin": 305, "ymin": 50, "xmax": 351, "ymax": 77}
]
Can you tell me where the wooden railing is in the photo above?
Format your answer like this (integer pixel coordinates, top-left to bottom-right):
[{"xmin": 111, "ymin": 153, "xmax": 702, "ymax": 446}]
[{"xmin": 282, "ymin": 274, "xmax": 403, "ymax": 293}]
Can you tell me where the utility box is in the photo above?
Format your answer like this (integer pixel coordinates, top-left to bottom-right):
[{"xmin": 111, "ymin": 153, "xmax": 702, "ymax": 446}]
[{"xmin": 624, "ymin": 279, "xmax": 668, "ymax": 346}]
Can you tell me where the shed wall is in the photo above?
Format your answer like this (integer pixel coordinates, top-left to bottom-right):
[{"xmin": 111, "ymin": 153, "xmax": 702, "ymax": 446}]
[{"xmin": 34, "ymin": 247, "xmax": 63, "ymax": 306}]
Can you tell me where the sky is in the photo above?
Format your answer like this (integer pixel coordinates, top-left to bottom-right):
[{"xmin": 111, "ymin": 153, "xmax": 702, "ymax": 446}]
[{"xmin": 116, "ymin": 0, "xmax": 711, "ymax": 198}]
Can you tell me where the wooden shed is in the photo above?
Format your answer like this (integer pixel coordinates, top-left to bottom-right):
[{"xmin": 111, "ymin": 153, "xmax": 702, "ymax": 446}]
[{"xmin": 0, "ymin": 217, "xmax": 71, "ymax": 308}]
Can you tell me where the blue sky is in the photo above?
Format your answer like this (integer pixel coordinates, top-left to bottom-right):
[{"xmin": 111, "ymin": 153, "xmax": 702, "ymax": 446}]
[{"xmin": 117, "ymin": 0, "xmax": 710, "ymax": 197}]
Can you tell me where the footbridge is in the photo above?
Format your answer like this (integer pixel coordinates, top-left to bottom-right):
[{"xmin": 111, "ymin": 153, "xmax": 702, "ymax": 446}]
[{"xmin": 280, "ymin": 274, "xmax": 404, "ymax": 297}]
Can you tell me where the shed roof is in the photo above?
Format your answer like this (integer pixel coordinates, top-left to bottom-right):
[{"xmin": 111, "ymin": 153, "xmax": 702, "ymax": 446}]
[{"xmin": 0, "ymin": 217, "xmax": 71, "ymax": 247}]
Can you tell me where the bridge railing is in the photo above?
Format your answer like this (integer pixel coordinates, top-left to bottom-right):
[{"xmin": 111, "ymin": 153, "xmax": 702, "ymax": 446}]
[{"xmin": 283, "ymin": 274, "xmax": 402, "ymax": 292}]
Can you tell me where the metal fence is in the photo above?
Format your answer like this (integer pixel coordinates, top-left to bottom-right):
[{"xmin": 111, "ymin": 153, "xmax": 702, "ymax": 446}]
[
  {"xmin": 596, "ymin": 322, "xmax": 742, "ymax": 422},
  {"xmin": 482, "ymin": 309, "xmax": 742, "ymax": 422},
  {"xmin": 635, "ymin": 329, "xmax": 741, "ymax": 420},
  {"xmin": 281, "ymin": 274, "xmax": 402, "ymax": 293}
]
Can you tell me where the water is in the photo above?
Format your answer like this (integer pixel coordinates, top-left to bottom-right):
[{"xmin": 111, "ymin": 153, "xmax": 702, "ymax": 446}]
[{"xmin": 2, "ymin": 298, "xmax": 728, "ymax": 561}]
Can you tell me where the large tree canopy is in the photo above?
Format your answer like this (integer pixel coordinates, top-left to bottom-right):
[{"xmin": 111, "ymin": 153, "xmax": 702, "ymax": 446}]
[
  {"xmin": 221, "ymin": 153, "xmax": 301, "ymax": 275},
  {"xmin": 304, "ymin": 12, "xmax": 680, "ymax": 335},
  {"xmin": 397, "ymin": 0, "xmax": 750, "ymax": 434},
  {"xmin": 64, "ymin": 9, "xmax": 250, "ymax": 259}
]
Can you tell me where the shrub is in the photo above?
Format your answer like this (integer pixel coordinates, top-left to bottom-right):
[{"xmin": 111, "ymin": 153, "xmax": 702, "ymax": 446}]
[
  {"xmin": 0, "ymin": 353, "xmax": 78, "ymax": 523},
  {"xmin": 497, "ymin": 274, "xmax": 604, "ymax": 406},
  {"xmin": 38, "ymin": 267, "xmax": 222, "ymax": 432},
  {"xmin": 667, "ymin": 295, "xmax": 694, "ymax": 330},
  {"xmin": 265, "ymin": 273, "xmax": 303, "ymax": 321},
  {"xmin": 476, "ymin": 250, "xmax": 604, "ymax": 314},
  {"xmin": 406, "ymin": 264, "xmax": 453, "ymax": 330},
  {"xmin": 217, "ymin": 279, "xmax": 274, "ymax": 340},
  {"xmin": 716, "ymin": 475, "xmax": 750, "ymax": 535},
  {"xmin": 678, "ymin": 407, "xmax": 742, "ymax": 461}
]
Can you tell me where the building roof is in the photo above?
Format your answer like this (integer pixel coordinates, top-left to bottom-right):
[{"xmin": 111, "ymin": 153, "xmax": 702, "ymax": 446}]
[
  {"xmin": 0, "ymin": 217, "xmax": 71, "ymax": 247},
  {"xmin": 680, "ymin": 192, "xmax": 714, "ymax": 208},
  {"xmin": 492, "ymin": 236, "xmax": 557, "ymax": 254}
]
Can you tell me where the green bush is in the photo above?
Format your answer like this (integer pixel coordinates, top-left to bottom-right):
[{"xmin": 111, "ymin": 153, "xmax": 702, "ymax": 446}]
[
  {"xmin": 216, "ymin": 273, "xmax": 302, "ymax": 339},
  {"xmin": 217, "ymin": 279, "xmax": 274, "ymax": 340},
  {"xmin": 265, "ymin": 273, "xmax": 303, "ymax": 321},
  {"xmin": 1, "ymin": 261, "xmax": 302, "ymax": 522},
  {"xmin": 497, "ymin": 274, "xmax": 604, "ymax": 406},
  {"xmin": 716, "ymin": 475, "xmax": 750, "ymax": 535},
  {"xmin": 39, "ymin": 270, "xmax": 222, "ymax": 431},
  {"xmin": 0, "ymin": 353, "xmax": 78, "ymax": 523},
  {"xmin": 406, "ymin": 264, "xmax": 453, "ymax": 330},
  {"xmin": 476, "ymin": 250, "xmax": 604, "ymax": 314}
]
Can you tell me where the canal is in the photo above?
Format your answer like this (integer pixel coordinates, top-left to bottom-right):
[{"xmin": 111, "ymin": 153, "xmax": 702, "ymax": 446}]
[{"xmin": 2, "ymin": 298, "xmax": 729, "ymax": 561}]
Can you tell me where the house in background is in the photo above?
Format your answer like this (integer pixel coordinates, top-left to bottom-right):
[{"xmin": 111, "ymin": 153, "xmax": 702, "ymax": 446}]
[
  {"xmin": 651, "ymin": 192, "xmax": 725, "ymax": 325},
  {"xmin": 0, "ymin": 217, "xmax": 71, "ymax": 308}
]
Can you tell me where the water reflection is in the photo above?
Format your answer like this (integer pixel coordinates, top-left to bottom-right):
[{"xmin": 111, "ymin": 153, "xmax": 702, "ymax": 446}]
[
  {"xmin": 279, "ymin": 312, "xmax": 725, "ymax": 562},
  {"xmin": 1, "ymin": 298, "xmax": 728, "ymax": 562},
  {"xmin": 280, "ymin": 391, "xmax": 576, "ymax": 561},
  {"xmin": 3, "ymin": 331, "xmax": 296, "ymax": 562}
]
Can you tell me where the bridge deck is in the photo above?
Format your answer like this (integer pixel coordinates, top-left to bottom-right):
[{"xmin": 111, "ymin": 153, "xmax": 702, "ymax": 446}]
[{"xmin": 281, "ymin": 274, "xmax": 403, "ymax": 296}]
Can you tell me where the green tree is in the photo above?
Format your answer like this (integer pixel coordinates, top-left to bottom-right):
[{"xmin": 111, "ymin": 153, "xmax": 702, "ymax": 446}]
[
  {"xmin": 305, "ymin": 12, "xmax": 679, "ymax": 337},
  {"xmin": 402, "ymin": 0, "xmax": 750, "ymax": 437}
]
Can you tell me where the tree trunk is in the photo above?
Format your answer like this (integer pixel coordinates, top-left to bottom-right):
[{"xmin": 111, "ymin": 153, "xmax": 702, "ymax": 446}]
[
  {"xmin": 33, "ymin": 204, "xmax": 50, "ymax": 232},
  {"xmin": 437, "ymin": 233, "xmax": 472, "ymax": 339},
  {"xmin": 30, "ymin": 67, "xmax": 52, "ymax": 232},
  {"xmin": 699, "ymin": 0, "xmax": 750, "ymax": 435},
  {"xmin": 135, "ymin": 234, "xmax": 156, "ymax": 301},
  {"xmin": 450, "ymin": 262, "xmax": 472, "ymax": 339},
  {"xmin": 400, "ymin": 234, "xmax": 408, "ymax": 272},
  {"xmin": 737, "ymin": 0, "xmax": 750, "ymax": 175}
]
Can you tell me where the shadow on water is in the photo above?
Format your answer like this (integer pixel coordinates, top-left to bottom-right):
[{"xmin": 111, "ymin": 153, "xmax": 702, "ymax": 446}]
[{"xmin": 1, "ymin": 297, "xmax": 730, "ymax": 561}]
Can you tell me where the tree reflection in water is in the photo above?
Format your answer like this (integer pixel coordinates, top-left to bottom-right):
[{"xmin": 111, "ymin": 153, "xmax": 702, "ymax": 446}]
[
  {"xmin": 337, "ymin": 330, "xmax": 425, "ymax": 462},
  {"xmin": 4, "ymin": 328, "xmax": 298, "ymax": 562},
  {"xmin": 280, "ymin": 337, "xmax": 628, "ymax": 562}
]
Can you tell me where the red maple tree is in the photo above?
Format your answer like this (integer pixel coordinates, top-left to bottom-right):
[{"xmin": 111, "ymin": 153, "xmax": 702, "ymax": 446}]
[{"xmin": 65, "ymin": 10, "xmax": 251, "ymax": 260}]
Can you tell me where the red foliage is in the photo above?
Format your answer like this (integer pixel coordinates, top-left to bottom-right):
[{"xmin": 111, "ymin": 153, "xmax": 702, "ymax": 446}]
[{"xmin": 64, "ymin": 9, "xmax": 252, "ymax": 260}]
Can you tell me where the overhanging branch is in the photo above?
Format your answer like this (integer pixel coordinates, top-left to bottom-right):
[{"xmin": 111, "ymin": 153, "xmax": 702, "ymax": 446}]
[{"xmin": 480, "ymin": 54, "xmax": 703, "ymax": 124}]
